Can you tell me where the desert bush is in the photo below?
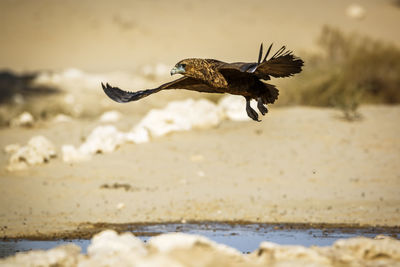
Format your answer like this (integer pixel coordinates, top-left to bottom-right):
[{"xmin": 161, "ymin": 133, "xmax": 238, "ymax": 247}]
[{"xmin": 282, "ymin": 26, "xmax": 400, "ymax": 111}]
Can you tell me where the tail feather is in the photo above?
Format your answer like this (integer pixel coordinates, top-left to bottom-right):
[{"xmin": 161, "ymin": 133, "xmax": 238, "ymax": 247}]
[
  {"xmin": 255, "ymin": 44, "xmax": 304, "ymax": 79},
  {"xmin": 262, "ymin": 54, "xmax": 304, "ymax": 78}
]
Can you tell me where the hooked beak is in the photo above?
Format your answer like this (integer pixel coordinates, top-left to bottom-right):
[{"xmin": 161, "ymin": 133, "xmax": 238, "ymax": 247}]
[{"xmin": 170, "ymin": 65, "xmax": 185, "ymax": 76}]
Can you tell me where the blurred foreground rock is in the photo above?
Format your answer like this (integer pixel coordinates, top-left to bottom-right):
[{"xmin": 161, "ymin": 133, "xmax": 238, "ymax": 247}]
[
  {"xmin": 5, "ymin": 136, "xmax": 56, "ymax": 171},
  {"xmin": 2, "ymin": 230, "xmax": 400, "ymax": 267}
]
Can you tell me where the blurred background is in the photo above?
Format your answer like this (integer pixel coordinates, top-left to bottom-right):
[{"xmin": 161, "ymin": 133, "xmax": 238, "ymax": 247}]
[
  {"xmin": 1, "ymin": 0, "xmax": 400, "ymax": 71},
  {"xmin": 0, "ymin": 0, "xmax": 400, "ymax": 124},
  {"xmin": 0, "ymin": 0, "xmax": 400, "ymax": 249}
]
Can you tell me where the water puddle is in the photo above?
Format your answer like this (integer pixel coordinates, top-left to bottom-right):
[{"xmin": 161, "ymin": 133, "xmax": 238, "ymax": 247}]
[{"xmin": 1, "ymin": 223, "xmax": 398, "ymax": 258}]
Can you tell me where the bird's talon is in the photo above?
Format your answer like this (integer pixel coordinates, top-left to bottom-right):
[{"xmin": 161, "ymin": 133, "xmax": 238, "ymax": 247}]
[
  {"xmin": 257, "ymin": 99, "xmax": 268, "ymax": 115},
  {"xmin": 246, "ymin": 103, "xmax": 260, "ymax": 122}
]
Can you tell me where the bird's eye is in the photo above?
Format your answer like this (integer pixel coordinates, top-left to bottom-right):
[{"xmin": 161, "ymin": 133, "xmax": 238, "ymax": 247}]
[{"xmin": 180, "ymin": 64, "xmax": 186, "ymax": 68}]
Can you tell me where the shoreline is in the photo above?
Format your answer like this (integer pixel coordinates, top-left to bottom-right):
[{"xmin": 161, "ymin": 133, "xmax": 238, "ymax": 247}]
[{"xmin": 2, "ymin": 221, "xmax": 400, "ymax": 240}]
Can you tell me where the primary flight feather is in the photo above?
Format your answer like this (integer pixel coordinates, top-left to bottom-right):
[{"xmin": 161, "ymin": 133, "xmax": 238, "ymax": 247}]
[{"xmin": 102, "ymin": 43, "xmax": 304, "ymax": 121}]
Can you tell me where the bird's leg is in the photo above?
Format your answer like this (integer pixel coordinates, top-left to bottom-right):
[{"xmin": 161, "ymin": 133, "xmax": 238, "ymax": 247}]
[
  {"xmin": 257, "ymin": 97, "xmax": 268, "ymax": 115},
  {"xmin": 245, "ymin": 97, "xmax": 260, "ymax": 122}
]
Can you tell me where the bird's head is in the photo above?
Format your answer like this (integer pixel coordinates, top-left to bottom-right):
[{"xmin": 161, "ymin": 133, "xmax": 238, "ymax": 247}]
[{"xmin": 170, "ymin": 59, "xmax": 193, "ymax": 76}]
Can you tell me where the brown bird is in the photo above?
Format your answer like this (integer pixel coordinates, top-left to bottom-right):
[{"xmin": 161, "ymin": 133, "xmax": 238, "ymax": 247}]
[{"xmin": 102, "ymin": 44, "xmax": 303, "ymax": 121}]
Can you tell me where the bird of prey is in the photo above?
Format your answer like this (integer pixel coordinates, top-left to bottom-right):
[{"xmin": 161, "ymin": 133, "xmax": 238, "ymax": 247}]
[{"xmin": 102, "ymin": 44, "xmax": 303, "ymax": 121}]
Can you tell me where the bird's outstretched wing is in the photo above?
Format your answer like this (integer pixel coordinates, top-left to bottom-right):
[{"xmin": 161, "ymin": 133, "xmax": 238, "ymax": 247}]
[
  {"xmin": 102, "ymin": 77, "xmax": 218, "ymax": 103},
  {"xmin": 218, "ymin": 43, "xmax": 304, "ymax": 80}
]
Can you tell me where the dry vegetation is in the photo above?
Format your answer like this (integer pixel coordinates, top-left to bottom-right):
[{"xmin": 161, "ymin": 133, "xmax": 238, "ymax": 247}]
[{"xmin": 281, "ymin": 26, "xmax": 400, "ymax": 118}]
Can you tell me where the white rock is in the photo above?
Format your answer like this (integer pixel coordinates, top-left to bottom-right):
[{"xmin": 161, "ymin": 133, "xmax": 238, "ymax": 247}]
[
  {"xmin": 218, "ymin": 95, "xmax": 252, "ymax": 121},
  {"xmin": 2, "ymin": 234, "xmax": 400, "ymax": 266},
  {"xmin": 7, "ymin": 136, "xmax": 56, "ymax": 171},
  {"xmin": 188, "ymin": 99, "xmax": 223, "ymax": 128},
  {"xmin": 148, "ymin": 233, "xmax": 241, "ymax": 257},
  {"xmin": 61, "ymin": 145, "xmax": 91, "ymax": 163},
  {"xmin": 138, "ymin": 108, "xmax": 190, "ymax": 137},
  {"xmin": 79, "ymin": 251, "xmax": 181, "ymax": 267},
  {"xmin": 138, "ymin": 99, "xmax": 222, "ymax": 137},
  {"xmin": 330, "ymin": 236, "xmax": 400, "ymax": 262},
  {"xmin": 126, "ymin": 126, "xmax": 150, "ymax": 144},
  {"xmin": 6, "ymin": 159, "xmax": 28, "ymax": 171},
  {"xmin": 61, "ymin": 98, "xmax": 225, "ymax": 163},
  {"xmin": 4, "ymin": 143, "xmax": 21, "ymax": 154},
  {"xmin": 148, "ymin": 233, "xmax": 210, "ymax": 253},
  {"xmin": 116, "ymin": 202, "xmax": 125, "ymax": 210},
  {"xmin": 62, "ymin": 125, "xmax": 129, "ymax": 162},
  {"xmin": 79, "ymin": 125, "xmax": 127, "ymax": 155},
  {"xmin": 53, "ymin": 114, "xmax": 72, "ymax": 123},
  {"xmin": 257, "ymin": 241, "xmax": 330, "ymax": 264},
  {"xmin": 133, "ymin": 256, "xmax": 184, "ymax": 267},
  {"xmin": 0, "ymin": 244, "xmax": 80, "ymax": 266},
  {"xmin": 88, "ymin": 230, "xmax": 146, "ymax": 257},
  {"xmin": 28, "ymin": 136, "xmax": 57, "ymax": 160},
  {"xmin": 346, "ymin": 4, "xmax": 366, "ymax": 20},
  {"xmin": 9, "ymin": 146, "xmax": 38, "ymax": 168},
  {"xmin": 99, "ymin": 110, "xmax": 122, "ymax": 123},
  {"xmin": 10, "ymin": 111, "xmax": 35, "ymax": 127}
]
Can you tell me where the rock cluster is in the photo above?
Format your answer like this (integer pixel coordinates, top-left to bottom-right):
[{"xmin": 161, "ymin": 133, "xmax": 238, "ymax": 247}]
[
  {"xmin": 61, "ymin": 96, "xmax": 252, "ymax": 162},
  {"xmin": 5, "ymin": 96, "xmax": 259, "ymax": 166},
  {"xmin": 1, "ymin": 230, "xmax": 400, "ymax": 267}
]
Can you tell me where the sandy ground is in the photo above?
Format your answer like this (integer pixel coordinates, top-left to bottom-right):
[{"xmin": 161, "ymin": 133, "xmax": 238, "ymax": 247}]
[
  {"xmin": 0, "ymin": 0, "xmax": 400, "ymax": 244},
  {"xmin": 0, "ymin": 105, "xmax": 399, "ymax": 238}
]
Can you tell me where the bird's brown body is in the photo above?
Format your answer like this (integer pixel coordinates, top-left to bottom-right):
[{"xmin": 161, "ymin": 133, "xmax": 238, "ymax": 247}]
[{"xmin": 102, "ymin": 44, "xmax": 304, "ymax": 121}]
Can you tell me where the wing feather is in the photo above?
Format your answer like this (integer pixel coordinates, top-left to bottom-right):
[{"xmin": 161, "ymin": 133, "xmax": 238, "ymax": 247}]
[{"xmin": 102, "ymin": 77, "xmax": 217, "ymax": 103}]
